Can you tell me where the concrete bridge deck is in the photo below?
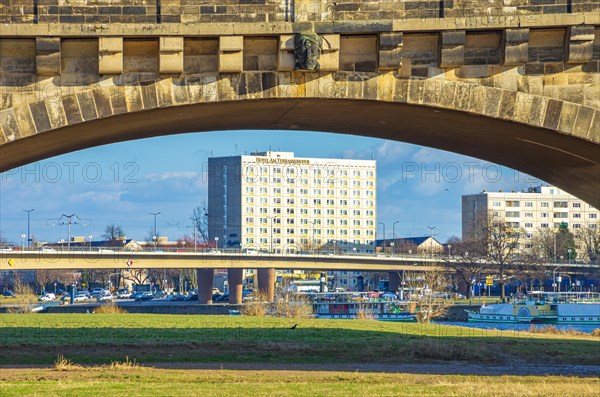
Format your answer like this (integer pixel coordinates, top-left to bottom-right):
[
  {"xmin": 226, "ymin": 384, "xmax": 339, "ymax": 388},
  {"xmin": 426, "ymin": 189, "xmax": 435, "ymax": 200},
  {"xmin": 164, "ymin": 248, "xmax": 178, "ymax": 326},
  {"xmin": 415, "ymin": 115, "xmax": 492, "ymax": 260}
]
[{"xmin": 1, "ymin": 251, "xmax": 595, "ymax": 271}]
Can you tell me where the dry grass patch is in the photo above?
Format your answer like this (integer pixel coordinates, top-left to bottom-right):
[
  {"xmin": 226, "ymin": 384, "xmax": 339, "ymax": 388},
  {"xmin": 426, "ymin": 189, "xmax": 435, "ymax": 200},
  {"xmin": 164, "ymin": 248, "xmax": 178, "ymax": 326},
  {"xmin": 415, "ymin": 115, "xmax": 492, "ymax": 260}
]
[
  {"xmin": 53, "ymin": 355, "xmax": 85, "ymax": 371},
  {"xmin": 104, "ymin": 356, "xmax": 139, "ymax": 369},
  {"xmin": 527, "ymin": 325, "xmax": 597, "ymax": 337},
  {"xmin": 95, "ymin": 302, "xmax": 127, "ymax": 314}
]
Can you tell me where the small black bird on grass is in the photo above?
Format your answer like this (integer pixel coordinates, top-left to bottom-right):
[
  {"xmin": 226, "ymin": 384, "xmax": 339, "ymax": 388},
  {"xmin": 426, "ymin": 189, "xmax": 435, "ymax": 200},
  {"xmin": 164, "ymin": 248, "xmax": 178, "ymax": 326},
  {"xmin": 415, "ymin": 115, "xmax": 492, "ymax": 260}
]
[{"xmin": 290, "ymin": 324, "xmax": 297, "ymax": 330}]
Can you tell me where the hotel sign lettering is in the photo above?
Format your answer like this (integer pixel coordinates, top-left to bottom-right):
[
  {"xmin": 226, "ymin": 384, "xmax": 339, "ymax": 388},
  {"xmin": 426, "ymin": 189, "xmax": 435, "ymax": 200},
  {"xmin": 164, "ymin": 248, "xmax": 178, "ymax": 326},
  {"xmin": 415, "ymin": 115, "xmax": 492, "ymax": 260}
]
[{"xmin": 255, "ymin": 157, "xmax": 311, "ymax": 165}]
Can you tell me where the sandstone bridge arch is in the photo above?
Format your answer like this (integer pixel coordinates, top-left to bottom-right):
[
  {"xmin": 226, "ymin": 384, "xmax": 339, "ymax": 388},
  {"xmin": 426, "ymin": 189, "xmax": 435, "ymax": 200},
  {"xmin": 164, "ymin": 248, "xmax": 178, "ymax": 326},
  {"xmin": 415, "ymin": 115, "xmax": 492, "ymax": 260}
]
[{"xmin": 0, "ymin": 1, "xmax": 599, "ymax": 206}]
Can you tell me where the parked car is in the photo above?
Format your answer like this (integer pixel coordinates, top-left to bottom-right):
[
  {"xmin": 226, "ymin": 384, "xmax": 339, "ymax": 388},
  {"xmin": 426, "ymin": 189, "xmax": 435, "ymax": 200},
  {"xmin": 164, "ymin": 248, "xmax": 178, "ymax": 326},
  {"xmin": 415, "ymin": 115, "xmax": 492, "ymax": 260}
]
[
  {"xmin": 242, "ymin": 248, "xmax": 259, "ymax": 255},
  {"xmin": 2, "ymin": 290, "xmax": 16, "ymax": 298},
  {"xmin": 208, "ymin": 249, "xmax": 221, "ymax": 254},
  {"xmin": 214, "ymin": 293, "xmax": 229, "ymax": 302},
  {"xmin": 185, "ymin": 293, "xmax": 198, "ymax": 301},
  {"xmin": 130, "ymin": 291, "xmax": 144, "ymax": 300},
  {"xmin": 39, "ymin": 246, "xmax": 57, "ymax": 253},
  {"xmin": 116, "ymin": 290, "xmax": 132, "ymax": 299},
  {"xmin": 97, "ymin": 293, "xmax": 113, "ymax": 302},
  {"xmin": 73, "ymin": 294, "xmax": 88, "ymax": 303},
  {"xmin": 168, "ymin": 293, "xmax": 186, "ymax": 301},
  {"xmin": 38, "ymin": 293, "xmax": 56, "ymax": 302},
  {"xmin": 60, "ymin": 295, "xmax": 71, "ymax": 305},
  {"xmin": 135, "ymin": 292, "xmax": 154, "ymax": 301},
  {"xmin": 379, "ymin": 292, "xmax": 398, "ymax": 300}
]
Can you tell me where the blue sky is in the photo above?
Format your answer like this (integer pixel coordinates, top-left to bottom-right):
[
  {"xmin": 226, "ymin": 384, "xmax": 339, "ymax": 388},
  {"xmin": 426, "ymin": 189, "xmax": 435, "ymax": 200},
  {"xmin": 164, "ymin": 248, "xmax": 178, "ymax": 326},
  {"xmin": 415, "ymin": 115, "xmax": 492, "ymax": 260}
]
[{"xmin": 0, "ymin": 130, "xmax": 542, "ymax": 245}]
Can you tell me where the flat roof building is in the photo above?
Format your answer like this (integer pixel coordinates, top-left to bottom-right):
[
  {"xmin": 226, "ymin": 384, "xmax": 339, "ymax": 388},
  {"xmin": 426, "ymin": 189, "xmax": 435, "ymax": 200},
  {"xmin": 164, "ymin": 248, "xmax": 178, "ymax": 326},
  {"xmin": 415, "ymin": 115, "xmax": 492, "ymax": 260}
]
[
  {"xmin": 462, "ymin": 185, "xmax": 599, "ymax": 257},
  {"xmin": 208, "ymin": 151, "xmax": 376, "ymax": 254}
]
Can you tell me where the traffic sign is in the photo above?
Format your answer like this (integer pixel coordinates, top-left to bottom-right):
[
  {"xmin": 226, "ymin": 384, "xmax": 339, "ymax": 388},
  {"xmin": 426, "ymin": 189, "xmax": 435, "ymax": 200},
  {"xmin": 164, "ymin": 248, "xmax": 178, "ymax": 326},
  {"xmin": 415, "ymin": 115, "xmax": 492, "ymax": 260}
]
[
  {"xmin": 126, "ymin": 259, "xmax": 134, "ymax": 267},
  {"xmin": 7, "ymin": 259, "xmax": 14, "ymax": 267},
  {"xmin": 485, "ymin": 276, "xmax": 493, "ymax": 286}
]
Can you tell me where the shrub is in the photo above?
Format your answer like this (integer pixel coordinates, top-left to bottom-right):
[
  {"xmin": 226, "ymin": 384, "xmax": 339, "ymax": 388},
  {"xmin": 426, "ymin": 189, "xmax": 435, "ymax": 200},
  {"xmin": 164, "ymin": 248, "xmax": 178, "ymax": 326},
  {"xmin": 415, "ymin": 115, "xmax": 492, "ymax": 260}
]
[
  {"xmin": 273, "ymin": 293, "xmax": 313, "ymax": 318},
  {"xmin": 240, "ymin": 292, "xmax": 270, "ymax": 317},
  {"xmin": 54, "ymin": 355, "xmax": 84, "ymax": 371},
  {"xmin": 95, "ymin": 302, "xmax": 127, "ymax": 314}
]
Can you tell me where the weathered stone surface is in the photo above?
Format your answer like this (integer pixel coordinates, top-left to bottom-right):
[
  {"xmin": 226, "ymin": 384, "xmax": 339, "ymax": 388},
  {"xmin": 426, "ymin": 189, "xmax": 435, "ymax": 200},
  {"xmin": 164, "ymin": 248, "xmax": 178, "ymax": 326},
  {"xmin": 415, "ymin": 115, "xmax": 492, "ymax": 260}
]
[
  {"xmin": 572, "ymin": 106, "xmax": 595, "ymax": 138},
  {"xmin": 28, "ymin": 101, "xmax": 52, "ymax": 133},
  {"xmin": 36, "ymin": 37, "xmax": 61, "ymax": 76},
  {"xmin": 76, "ymin": 91, "xmax": 98, "ymax": 121},
  {"xmin": 99, "ymin": 37, "xmax": 123, "ymax": 75},
  {"xmin": 12, "ymin": 103, "xmax": 37, "ymax": 137},
  {"xmin": 566, "ymin": 25, "xmax": 594, "ymax": 64},
  {"xmin": 503, "ymin": 28, "xmax": 529, "ymax": 66},
  {"xmin": 61, "ymin": 95, "xmax": 83, "ymax": 125},
  {"xmin": 557, "ymin": 102, "xmax": 579, "ymax": 134},
  {"xmin": 160, "ymin": 36, "xmax": 184, "ymax": 74},
  {"xmin": 589, "ymin": 111, "xmax": 600, "ymax": 143},
  {"xmin": 0, "ymin": 109, "xmax": 21, "ymax": 142},
  {"xmin": 219, "ymin": 36, "xmax": 244, "ymax": 73},
  {"xmin": 379, "ymin": 32, "xmax": 403, "ymax": 71},
  {"xmin": 440, "ymin": 31, "xmax": 465, "ymax": 68}
]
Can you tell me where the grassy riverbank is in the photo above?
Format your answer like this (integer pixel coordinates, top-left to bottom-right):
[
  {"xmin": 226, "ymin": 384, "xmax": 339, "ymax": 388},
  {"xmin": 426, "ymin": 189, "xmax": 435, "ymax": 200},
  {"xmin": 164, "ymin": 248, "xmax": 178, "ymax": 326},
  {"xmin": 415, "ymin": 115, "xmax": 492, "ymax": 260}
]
[
  {"xmin": 1, "ymin": 314, "xmax": 598, "ymax": 366},
  {"xmin": 1, "ymin": 367, "xmax": 598, "ymax": 397}
]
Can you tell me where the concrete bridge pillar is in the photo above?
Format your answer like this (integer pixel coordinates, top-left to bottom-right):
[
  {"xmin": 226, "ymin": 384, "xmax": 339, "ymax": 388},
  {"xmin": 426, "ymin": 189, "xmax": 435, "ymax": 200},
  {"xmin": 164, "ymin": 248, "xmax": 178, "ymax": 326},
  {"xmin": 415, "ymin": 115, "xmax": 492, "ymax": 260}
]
[
  {"xmin": 389, "ymin": 271, "xmax": 401, "ymax": 293},
  {"xmin": 228, "ymin": 268, "xmax": 244, "ymax": 305},
  {"xmin": 257, "ymin": 268, "xmax": 275, "ymax": 302},
  {"xmin": 197, "ymin": 269, "xmax": 215, "ymax": 304}
]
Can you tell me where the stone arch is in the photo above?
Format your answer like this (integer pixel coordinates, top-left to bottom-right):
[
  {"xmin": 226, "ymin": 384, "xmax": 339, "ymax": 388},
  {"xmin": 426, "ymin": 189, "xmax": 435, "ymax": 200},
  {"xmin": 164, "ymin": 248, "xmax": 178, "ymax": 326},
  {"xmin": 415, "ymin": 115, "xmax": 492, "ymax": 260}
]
[{"xmin": 0, "ymin": 73, "xmax": 598, "ymax": 206}]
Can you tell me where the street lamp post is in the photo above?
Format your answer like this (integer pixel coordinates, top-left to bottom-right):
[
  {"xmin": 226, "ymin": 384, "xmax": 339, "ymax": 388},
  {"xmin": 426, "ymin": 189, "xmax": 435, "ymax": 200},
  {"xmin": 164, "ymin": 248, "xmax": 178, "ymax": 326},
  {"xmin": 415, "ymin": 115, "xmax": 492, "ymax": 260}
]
[
  {"xmin": 23, "ymin": 209, "xmax": 34, "ymax": 249},
  {"xmin": 378, "ymin": 222, "xmax": 385, "ymax": 251},
  {"xmin": 309, "ymin": 220, "xmax": 316, "ymax": 255},
  {"xmin": 215, "ymin": 237, "xmax": 219, "ymax": 249},
  {"xmin": 54, "ymin": 283, "xmax": 57, "ymax": 295},
  {"xmin": 552, "ymin": 266, "xmax": 562, "ymax": 293},
  {"xmin": 448, "ymin": 244, "xmax": 452, "ymax": 258},
  {"xmin": 392, "ymin": 221, "xmax": 399, "ymax": 255},
  {"xmin": 150, "ymin": 212, "xmax": 161, "ymax": 251},
  {"xmin": 426, "ymin": 225, "xmax": 437, "ymax": 259},
  {"xmin": 562, "ymin": 274, "xmax": 572, "ymax": 291},
  {"xmin": 21, "ymin": 234, "xmax": 26, "ymax": 251},
  {"xmin": 88, "ymin": 235, "xmax": 93, "ymax": 251}
]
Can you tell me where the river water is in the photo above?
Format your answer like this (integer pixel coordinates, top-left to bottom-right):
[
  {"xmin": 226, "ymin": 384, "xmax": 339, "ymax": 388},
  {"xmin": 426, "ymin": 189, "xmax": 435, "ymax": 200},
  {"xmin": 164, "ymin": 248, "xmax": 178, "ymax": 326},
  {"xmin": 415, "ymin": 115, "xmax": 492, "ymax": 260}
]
[{"xmin": 439, "ymin": 321, "xmax": 600, "ymax": 334}]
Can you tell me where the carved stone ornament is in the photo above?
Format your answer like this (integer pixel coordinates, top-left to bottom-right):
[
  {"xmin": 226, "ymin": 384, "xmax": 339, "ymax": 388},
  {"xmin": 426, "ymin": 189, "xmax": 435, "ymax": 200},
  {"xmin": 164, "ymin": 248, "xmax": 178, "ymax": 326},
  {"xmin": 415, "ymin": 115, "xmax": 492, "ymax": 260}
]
[{"xmin": 294, "ymin": 32, "xmax": 323, "ymax": 71}]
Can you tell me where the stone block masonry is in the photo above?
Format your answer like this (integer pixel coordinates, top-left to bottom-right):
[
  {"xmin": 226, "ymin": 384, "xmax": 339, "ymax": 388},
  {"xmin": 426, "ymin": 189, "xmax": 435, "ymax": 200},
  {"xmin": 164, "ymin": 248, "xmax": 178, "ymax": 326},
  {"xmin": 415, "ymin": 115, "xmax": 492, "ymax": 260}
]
[{"xmin": 1, "ymin": 1, "xmax": 599, "ymax": 24}]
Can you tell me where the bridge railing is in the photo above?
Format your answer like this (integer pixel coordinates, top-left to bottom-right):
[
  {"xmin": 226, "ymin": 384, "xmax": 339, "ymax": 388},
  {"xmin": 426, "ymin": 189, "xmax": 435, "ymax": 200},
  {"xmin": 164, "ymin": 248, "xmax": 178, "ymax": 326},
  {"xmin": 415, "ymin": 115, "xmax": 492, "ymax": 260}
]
[{"xmin": 0, "ymin": 0, "xmax": 590, "ymax": 25}]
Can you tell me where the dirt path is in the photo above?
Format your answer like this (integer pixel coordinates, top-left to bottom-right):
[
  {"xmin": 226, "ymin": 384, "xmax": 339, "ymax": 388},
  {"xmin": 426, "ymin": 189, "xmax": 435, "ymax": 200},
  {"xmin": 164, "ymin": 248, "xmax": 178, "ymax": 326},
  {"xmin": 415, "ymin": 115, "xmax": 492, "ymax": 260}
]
[{"xmin": 2, "ymin": 362, "xmax": 599, "ymax": 377}]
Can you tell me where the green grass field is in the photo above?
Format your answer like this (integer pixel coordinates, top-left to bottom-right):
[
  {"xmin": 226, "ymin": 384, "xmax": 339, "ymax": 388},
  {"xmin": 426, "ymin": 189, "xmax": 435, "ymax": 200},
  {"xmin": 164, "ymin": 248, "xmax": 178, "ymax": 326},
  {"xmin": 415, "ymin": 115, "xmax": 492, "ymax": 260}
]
[
  {"xmin": 1, "ymin": 368, "xmax": 598, "ymax": 397},
  {"xmin": 1, "ymin": 314, "xmax": 599, "ymax": 366}
]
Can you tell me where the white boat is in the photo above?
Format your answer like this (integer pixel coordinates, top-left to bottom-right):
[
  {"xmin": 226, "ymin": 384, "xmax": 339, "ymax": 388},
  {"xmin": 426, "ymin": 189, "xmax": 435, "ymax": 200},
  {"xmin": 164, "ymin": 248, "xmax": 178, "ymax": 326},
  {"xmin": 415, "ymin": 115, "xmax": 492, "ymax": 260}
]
[
  {"xmin": 466, "ymin": 291, "xmax": 600, "ymax": 325},
  {"xmin": 308, "ymin": 292, "xmax": 417, "ymax": 322}
]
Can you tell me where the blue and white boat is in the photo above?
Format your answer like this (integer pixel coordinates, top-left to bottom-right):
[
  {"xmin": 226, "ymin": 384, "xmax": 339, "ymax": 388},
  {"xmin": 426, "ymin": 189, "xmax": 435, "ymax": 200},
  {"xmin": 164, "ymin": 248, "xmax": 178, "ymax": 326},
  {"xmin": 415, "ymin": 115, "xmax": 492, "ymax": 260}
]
[{"xmin": 466, "ymin": 291, "xmax": 600, "ymax": 325}]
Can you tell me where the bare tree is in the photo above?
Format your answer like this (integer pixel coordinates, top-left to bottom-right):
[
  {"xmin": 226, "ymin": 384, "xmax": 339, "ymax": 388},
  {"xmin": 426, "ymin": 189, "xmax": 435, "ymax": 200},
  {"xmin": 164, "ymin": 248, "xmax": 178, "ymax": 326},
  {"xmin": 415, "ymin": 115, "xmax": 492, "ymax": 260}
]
[
  {"xmin": 467, "ymin": 212, "xmax": 526, "ymax": 300},
  {"xmin": 404, "ymin": 269, "xmax": 452, "ymax": 323},
  {"xmin": 578, "ymin": 222, "xmax": 600, "ymax": 264},
  {"xmin": 36, "ymin": 270, "xmax": 54, "ymax": 293},
  {"xmin": 445, "ymin": 239, "xmax": 486, "ymax": 299},
  {"xmin": 102, "ymin": 224, "xmax": 125, "ymax": 247},
  {"xmin": 123, "ymin": 269, "xmax": 150, "ymax": 286},
  {"xmin": 191, "ymin": 203, "xmax": 209, "ymax": 244}
]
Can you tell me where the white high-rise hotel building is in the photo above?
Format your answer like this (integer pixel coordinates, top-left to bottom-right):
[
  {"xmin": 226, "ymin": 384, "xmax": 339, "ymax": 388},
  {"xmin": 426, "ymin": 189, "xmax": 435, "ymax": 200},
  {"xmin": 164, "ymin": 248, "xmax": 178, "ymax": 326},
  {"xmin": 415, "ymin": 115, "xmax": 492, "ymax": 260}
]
[{"xmin": 208, "ymin": 151, "xmax": 377, "ymax": 253}]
